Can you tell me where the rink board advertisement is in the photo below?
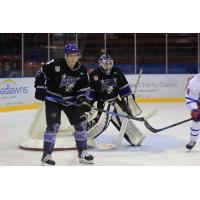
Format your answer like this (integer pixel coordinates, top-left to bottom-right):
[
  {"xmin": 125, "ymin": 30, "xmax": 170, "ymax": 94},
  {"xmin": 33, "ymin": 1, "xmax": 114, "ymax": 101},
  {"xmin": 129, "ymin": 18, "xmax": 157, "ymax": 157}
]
[
  {"xmin": 0, "ymin": 75, "xmax": 193, "ymax": 108},
  {"xmin": 126, "ymin": 74, "xmax": 192, "ymax": 98},
  {"xmin": 0, "ymin": 78, "xmax": 35, "ymax": 107}
]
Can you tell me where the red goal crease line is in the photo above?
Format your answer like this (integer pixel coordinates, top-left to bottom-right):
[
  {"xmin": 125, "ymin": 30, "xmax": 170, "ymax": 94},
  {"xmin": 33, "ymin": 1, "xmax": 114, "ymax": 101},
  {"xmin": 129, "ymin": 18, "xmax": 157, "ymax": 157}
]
[{"xmin": 0, "ymin": 97, "xmax": 185, "ymax": 112}]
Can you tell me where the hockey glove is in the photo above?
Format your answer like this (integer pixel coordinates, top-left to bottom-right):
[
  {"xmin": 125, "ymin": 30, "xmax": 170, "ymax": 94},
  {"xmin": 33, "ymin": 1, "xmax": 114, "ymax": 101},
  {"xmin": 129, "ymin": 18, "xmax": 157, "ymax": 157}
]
[
  {"xmin": 35, "ymin": 86, "xmax": 46, "ymax": 101},
  {"xmin": 191, "ymin": 108, "xmax": 200, "ymax": 122},
  {"xmin": 77, "ymin": 96, "xmax": 92, "ymax": 112}
]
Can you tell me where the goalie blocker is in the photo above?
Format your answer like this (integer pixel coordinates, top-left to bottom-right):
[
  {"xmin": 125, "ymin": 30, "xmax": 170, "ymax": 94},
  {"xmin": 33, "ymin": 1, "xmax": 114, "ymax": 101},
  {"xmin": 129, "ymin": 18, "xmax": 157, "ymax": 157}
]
[{"xmin": 87, "ymin": 94, "xmax": 145, "ymax": 147}]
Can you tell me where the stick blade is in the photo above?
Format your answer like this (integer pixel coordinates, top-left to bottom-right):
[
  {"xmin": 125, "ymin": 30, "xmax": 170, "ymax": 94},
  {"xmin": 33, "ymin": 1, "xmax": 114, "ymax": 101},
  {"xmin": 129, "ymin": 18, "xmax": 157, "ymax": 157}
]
[
  {"xmin": 143, "ymin": 109, "xmax": 157, "ymax": 120},
  {"xmin": 97, "ymin": 143, "xmax": 115, "ymax": 150},
  {"xmin": 144, "ymin": 121, "xmax": 160, "ymax": 133}
]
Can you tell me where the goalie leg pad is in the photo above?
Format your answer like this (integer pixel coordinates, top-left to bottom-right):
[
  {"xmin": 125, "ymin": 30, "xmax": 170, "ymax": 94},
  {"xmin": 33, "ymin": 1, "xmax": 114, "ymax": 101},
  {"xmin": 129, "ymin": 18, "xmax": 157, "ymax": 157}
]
[
  {"xmin": 124, "ymin": 120, "xmax": 145, "ymax": 146},
  {"xmin": 87, "ymin": 102, "xmax": 114, "ymax": 139},
  {"xmin": 112, "ymin": 103, "xmax": 144, "ymax": 146},
  {"xmin": 74, "ymin": 120, "xmax": 87, "ymax": 151}
]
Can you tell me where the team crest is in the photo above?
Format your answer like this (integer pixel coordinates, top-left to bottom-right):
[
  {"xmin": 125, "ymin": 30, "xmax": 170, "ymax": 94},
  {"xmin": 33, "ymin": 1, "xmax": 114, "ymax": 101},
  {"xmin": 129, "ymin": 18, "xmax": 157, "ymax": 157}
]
[
  {"xmin": 60, "ymin": 75, "xmax": 78, "ymax": 92},
  {"xmin": 55, "ymin": 66, "xmax": 60, "ymax": 72},
  {"xmin": 93, "ymin": 75, "xmax": 98, "ymax": 81},
  {"xmin": 101, "ymin": 78, "xmax": 117, "ymax": 94}
]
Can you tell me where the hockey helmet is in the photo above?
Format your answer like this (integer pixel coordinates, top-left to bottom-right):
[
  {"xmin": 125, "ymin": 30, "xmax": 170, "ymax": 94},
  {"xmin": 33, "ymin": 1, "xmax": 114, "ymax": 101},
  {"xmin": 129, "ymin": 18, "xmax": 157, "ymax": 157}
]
[{"xmin": 64, "ymin": 43, "xmax": 80, "ymax": 55}]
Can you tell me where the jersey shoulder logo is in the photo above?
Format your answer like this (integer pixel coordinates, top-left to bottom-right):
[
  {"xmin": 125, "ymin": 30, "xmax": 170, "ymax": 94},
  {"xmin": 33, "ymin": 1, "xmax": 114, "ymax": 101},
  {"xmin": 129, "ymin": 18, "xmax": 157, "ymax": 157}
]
[{"xmin": 55, "ymin": 66, "xmax": 60, "ymax": 72}]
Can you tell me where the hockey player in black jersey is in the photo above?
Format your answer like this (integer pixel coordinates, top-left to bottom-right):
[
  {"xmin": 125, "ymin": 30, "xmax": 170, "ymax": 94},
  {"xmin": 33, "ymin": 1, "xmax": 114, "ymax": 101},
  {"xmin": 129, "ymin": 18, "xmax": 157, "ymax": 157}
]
[
  {"xmin": 34, "ymin": 43, "xmax": 94, "ymax": 165},
  {"xmin": 87, "ymin": 54, "xmax": 144, "ymax": 147}
]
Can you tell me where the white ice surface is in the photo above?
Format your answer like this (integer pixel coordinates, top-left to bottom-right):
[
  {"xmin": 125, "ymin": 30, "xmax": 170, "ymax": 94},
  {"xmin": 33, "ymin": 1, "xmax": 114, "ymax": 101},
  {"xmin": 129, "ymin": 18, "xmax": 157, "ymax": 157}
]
[{"xmin": 0, "ymin": 102, "xmax": 199, "ymax": 166}]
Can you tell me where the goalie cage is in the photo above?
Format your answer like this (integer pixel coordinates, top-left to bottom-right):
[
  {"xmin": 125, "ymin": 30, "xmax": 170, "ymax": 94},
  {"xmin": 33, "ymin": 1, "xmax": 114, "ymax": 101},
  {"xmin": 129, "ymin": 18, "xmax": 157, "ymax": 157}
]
[{"xmin": 19, "ymin": 103, "xmax": 83, "ymax": 151}]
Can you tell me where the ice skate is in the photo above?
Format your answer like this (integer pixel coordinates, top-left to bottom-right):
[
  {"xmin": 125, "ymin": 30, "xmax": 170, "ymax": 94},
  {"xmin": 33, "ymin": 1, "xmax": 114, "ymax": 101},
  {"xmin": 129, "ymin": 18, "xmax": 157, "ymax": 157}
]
[
  {"xmin": 78, "ymin": 150, "xmax": 94, "ymax": 164},
  {"xmin": 41, "ymin": 153, "xmax": 56, "ymax": 166},
  {"xmin": 186, "ymin": 141, "xmax": 196, "ymax": 151}
]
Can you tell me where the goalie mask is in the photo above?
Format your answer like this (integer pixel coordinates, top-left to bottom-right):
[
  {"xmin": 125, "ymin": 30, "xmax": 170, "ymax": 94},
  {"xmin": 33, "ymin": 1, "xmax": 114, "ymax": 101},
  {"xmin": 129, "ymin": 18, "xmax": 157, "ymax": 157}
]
[{"xmin": 99, "ymin": 54, "xmax": 114, "ymax": 75}]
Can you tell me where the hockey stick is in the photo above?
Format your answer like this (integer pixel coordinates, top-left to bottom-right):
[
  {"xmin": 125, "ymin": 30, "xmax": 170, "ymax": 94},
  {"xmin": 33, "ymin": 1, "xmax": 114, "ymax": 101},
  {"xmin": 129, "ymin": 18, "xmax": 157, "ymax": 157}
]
[
  {"xmin": 144, "ymin": 118, "xmax": 192, "ymax": 133},
  {"xmin": 93, "ymin": 107, "xmax": 157, "ymax": 121},
  {"xmin": 92, "ymin": 118, "xmax": 129, "ymax": 150},
  {"xmin": 90, "ymin": 108, "xmax": 156, "ymax": 150},
  {"xmin": 128, "ymin": 68, "xmax": 143, "ymax": 117},
  {"xmin": 134, "ymin": 69, "xmax": 143, "ymax": 94},
  {"xmin": 46, "ymin": 96, "xmax": 157, "ymax": 121}
]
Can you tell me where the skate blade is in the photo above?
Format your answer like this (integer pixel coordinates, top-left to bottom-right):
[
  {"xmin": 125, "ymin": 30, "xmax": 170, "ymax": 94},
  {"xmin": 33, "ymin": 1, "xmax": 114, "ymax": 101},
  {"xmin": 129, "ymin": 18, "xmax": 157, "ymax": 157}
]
[
  {"xmin": 41, "ymin": 162, "xmax": 55, "ymax": 166},
  {"xmin": 79, "ymin": 158, "xmax": 94, "ymax": 164}
]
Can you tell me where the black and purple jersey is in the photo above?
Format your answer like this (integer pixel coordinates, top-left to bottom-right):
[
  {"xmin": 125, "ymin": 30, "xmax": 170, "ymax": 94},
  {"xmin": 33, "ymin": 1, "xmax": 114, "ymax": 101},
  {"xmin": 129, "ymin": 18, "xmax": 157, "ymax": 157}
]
[
  {"xmin": 89, "ymin": 67, "xmax": 132, "ymax": 103},
  {"xmin": 35, "ymin": 58, "xmax": 89, "ymax": 106}
]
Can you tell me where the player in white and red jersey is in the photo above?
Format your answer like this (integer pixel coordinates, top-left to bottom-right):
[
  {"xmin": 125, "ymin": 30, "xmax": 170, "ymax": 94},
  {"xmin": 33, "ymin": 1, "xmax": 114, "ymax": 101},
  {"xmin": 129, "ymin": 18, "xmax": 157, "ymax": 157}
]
[{"xmin": 185, "ymin": 74, "xmax": 200, "ymax": 150}]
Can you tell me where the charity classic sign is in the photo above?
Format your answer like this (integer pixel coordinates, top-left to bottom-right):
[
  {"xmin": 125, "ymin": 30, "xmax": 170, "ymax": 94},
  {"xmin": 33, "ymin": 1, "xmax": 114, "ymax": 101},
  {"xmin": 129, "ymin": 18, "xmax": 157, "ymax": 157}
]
[
  {"xmin": 126, "ymin": 74, "xmax": 193, "ymax": 98},
  {"xmin": 0, "ymin": 78, "xmax": 35, "ymax": 107}
]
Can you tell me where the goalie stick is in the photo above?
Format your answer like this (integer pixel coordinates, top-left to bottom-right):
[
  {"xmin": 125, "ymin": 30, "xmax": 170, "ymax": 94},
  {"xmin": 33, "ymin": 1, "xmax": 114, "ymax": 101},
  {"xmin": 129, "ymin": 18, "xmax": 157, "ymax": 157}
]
[
  {"xmin": 90, "ymin": 107, "xmax": 157, "ymax": 150},
  {"xmin": 143, "ymin": 117, "xmax": 192, "ymax": 133},
  {"xmin": 91, "ymin": 118, "xmax": 129, "ymax": 150},
  {"xmin": 134, "ymin": 69, "xmax": 143, "ymax": 94}
]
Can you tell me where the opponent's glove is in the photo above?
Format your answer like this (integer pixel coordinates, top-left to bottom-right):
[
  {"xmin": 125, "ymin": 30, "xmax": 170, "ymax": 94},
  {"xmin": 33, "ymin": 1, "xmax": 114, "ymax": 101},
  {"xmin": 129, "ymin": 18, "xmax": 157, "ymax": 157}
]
[
  {"xmin": 77, "ymin": 96, "xmax": 92, "ymax": 112},
  {"xmin": 35, "ymin": 86, "xmax": 46, "ymax": 101},
  {"xmin": 191, "ymin": 108, "xmax": 200, "ymax": 122}
]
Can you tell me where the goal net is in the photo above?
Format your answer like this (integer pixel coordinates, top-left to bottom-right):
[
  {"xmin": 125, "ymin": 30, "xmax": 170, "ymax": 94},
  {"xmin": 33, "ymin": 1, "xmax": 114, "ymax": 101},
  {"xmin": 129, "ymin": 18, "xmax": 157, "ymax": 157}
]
[{"xmin": 19, "ymin": 103, "xmax": 78, "ymax": 151}]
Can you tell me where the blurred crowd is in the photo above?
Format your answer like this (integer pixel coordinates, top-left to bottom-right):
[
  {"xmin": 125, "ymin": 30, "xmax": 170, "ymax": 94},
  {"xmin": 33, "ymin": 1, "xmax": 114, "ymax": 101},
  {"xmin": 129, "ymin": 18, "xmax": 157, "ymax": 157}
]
[{"xmin": 0, "ymin": 62, "xmax": 21, "ymax": 78}]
